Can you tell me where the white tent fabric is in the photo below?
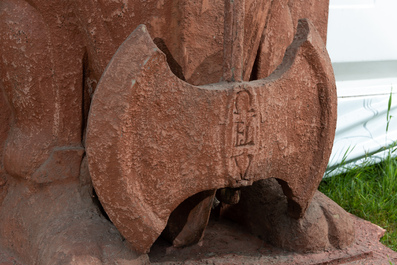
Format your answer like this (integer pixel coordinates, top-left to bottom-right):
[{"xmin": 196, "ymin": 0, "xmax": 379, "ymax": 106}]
[
  {"xmin": 325, "ymin": 0, "xmax": 397, "ymax": 176},
  {"xmin": 326, "ymin": 76, "xmax": 397, "ymax": 176}
]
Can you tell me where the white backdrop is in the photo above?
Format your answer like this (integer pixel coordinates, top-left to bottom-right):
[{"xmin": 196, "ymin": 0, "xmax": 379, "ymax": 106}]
[
  {"xmin": 325, "ymin": 0, "xmax": 397, "ymax": 175},
  {"xmin": 327, "ymin": 0, "xmax": 397, "ymax": 62}
]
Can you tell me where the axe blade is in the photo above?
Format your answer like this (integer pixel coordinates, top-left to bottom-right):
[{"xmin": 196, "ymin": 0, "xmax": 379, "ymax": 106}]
[{"xmin": 86, "ymin": 19, "xmax": 337, "ymax": 253}]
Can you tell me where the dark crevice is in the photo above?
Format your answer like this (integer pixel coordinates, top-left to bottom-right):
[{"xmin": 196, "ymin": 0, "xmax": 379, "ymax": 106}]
[
  {"xmin": 276, "ymin": 178, "xmax": 302, "ymax": 219},
  {"xmin": 92, "ymin": 187, "xmax": 110, "ymax": 221},
  {"xmin": 249, "ymin": 45, "xmax": 261, "ymax": 81},
  {"xmin": 161, "ymin": 189, "xmax": 215, "ymax": 244},
  {"xmin": 153, "ymin": 38, "xmax": 186, "ymax": 81},
  {"xmin": 249, "ymin": 0, "xmax": 274, "ymax": 81},
  {"xmin": 81, "ymin": 51, "xmax": 92, "ymax": 147}
]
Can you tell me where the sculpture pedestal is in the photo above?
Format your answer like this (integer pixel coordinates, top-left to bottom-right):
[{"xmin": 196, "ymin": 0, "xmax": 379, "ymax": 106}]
[
  {"xmin": 0, "ymin": 192, "xmax": 394, "ymax": 265},
  {"xmin": 150, "ymin": 207, "xmax": 396, "ymax": 265}
]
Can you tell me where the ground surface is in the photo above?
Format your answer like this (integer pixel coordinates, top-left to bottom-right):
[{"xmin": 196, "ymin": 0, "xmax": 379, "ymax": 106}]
[
  {"xmin": 150, "ymin": 214, "xmax": 396, "ymax": 265},
  {"xmin": 1, "ymin": 214, "xmax": 396, "ymax": 264}
]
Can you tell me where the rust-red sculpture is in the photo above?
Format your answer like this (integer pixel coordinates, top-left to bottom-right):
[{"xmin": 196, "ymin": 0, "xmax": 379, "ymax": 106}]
[
  {"xmin": 0, "ymin": 0, "xmax": 354, "ymax": 264},
  {"xmin": 86, "ymin": 19, "xmax": 342, "ymax": 253}
]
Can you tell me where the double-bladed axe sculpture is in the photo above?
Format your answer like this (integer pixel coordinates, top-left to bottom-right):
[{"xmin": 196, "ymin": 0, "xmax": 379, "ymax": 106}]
[{"xmin": 86, "ymin": 0, "xmax": 337, "ymax": 254}]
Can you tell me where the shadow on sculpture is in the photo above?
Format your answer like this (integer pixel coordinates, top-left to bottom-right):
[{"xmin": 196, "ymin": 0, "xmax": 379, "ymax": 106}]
[
  {"xmin": 0, "ymin": 0, "xmax": 354, "ymax": 264},
  {"xmin": 221, "ymin": 178, "xmax": 355, "ymax": 252}
]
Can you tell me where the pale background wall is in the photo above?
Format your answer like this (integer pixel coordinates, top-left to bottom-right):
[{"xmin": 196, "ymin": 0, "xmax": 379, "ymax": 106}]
[
  {"xmin": 327, "ymin": 0, "xmax": 397, "ymax": 62},
  {"xmin": 325, "ymin": 0, "xmax": 397, "ymax": 175}
]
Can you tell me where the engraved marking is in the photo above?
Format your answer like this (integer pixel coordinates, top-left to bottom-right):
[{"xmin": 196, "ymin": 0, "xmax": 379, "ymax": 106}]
[
  {"xmin": 260, "ymin": 112, "xmax": 266, "ymax": 123},
  {"xmin": 233, "ymin": 152, "xmax": 253, "ymax": 179},
  {"xmin": 233, "ymin": 91, "xmax": 255, "ymax": 147},
  {"xmin": 231, "ymin": 89, "xmax": 257, "ymax": 180}
]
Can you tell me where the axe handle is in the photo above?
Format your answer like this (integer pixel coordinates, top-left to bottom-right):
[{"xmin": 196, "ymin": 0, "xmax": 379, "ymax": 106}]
[{"xmin": 223, "ymin": 0, "xmax": 245, "ymax": 82}]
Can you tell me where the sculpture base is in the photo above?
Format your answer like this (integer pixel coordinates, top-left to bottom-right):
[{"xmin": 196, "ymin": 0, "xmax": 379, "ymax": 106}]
[
  {"xmin": 0, "ymin": 197, "xmax": 395, "ymax": 264},
  {"xmin": 149, "ymin": 215, "xmax": 396, "ymax": 265}
]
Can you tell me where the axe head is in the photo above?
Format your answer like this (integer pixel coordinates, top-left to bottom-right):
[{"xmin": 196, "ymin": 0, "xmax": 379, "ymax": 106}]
[{"xmin": 86, "ymin": 19, "xmax": 337, "ymax": 253}]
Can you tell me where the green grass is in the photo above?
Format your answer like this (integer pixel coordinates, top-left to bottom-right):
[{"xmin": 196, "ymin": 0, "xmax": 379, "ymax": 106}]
[
  {"xmin": 319, "ymin": 148, "xmax": 397, "ymax": 251},
  {"xmin": 320, "ymin": 89, "xmax": 397, "ymax": 251}
]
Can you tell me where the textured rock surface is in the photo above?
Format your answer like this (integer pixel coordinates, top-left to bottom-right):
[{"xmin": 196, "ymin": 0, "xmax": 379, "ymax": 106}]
[
  {"xmin": 148, "ymin": 211, "xmax": 397, "ymax": 265},
  {"xmin": 0, "ymin": 0, "xmax": 360, "ymax": 263},
  {"xmin": 0, "ymin": 178, "xmax": 149, "ymax": 265},
  {"xmin": 86, "ymin": 19, "xmax": 337, "ymax": 253},
  {"xmin": 1, "ymin": 210, "xmax": 396, "ymax": 265}
]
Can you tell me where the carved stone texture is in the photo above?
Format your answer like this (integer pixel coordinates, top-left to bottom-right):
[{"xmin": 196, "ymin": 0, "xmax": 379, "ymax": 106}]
[
  {"xmin": 254, "ymin": 0, "xmax": 329, "ymax": 79},
  {"xmin": 221, "ymin": 178, "xmax": 355, "ymax": 253},
  {"xmin": 0, "ymin": 1, "xmax": 148, "ymax": 263},
  {"xmin": 0, "ymin": 0, "xmax": 336, "ymax": 263},
  {"xmin": 86, "ymin": 19, "xmax": 337, "ymax": 253}
]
